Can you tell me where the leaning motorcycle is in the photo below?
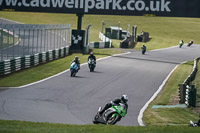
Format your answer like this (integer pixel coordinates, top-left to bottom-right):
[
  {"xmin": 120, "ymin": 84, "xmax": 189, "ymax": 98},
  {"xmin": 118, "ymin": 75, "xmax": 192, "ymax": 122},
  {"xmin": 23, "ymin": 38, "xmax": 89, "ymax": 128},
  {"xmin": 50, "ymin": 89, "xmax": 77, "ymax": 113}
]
[
  {"xmin": 93, "ymin": 103, "xmax": 127, "ymax": 125},
  {"xmin": 88, "ymin": 58, "xmax": 96, "ymax": 72},
  {"xmin": 70, "ymin": 62, "xmax": 78, "ymax": 77},
  {"xmin": 141, "ymin": 46, "xmax": 146, "ymax": 55}
]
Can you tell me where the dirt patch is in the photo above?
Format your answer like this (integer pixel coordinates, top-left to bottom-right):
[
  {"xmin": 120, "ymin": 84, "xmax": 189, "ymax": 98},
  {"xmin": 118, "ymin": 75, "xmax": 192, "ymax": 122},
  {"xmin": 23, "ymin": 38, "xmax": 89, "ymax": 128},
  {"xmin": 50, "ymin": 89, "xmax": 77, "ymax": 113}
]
[{"xmin": 168, "ymin": 90, "xmax": 179, "ymax": 105}]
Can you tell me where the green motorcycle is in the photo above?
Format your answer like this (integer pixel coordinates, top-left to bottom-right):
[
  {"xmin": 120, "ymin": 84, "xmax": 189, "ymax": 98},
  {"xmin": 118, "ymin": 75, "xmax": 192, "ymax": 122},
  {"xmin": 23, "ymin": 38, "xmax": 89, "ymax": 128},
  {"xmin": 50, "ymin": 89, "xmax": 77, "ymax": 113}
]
[{"xmin": 93, "ymin": 103, "xmax": 127, "ymax": 125}]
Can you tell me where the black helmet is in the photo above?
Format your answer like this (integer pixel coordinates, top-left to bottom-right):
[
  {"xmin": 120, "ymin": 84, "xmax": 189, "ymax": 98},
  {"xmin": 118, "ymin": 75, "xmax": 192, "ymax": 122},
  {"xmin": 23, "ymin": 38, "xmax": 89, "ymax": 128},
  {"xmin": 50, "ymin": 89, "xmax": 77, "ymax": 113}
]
[
  {"xmin": 75, "ymin": 56, "xmax": 78, "ymax": 61},
  {"xmin": 121, "ymin": 95, "xmax": 128, "ymax": 103}
]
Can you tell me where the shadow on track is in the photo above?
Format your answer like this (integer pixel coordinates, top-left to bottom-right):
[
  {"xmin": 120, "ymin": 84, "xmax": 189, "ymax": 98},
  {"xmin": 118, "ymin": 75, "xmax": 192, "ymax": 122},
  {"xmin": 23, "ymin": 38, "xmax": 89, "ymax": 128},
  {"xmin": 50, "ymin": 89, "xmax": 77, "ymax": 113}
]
[
  {"xmin": 112, "ymin": 55, "xmax": 180, "ymax": 65},
  {"xmin": 72, "ymin": 76, "xmax": 88, "ymax": 78},
  {"xmin": 89, "ymin": 71, "xmax": 103, "ymax": 74}
]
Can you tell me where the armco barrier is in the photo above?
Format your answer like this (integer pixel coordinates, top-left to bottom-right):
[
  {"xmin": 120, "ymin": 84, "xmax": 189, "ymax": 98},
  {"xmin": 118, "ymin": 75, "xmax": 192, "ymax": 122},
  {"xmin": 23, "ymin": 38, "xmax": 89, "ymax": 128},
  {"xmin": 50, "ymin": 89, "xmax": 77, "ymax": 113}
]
[
  {"xmin": 184, "ymin": 57, "xmax": 199, "ymax": 85},
  {"xmin": 89, "ymin": 32, "xmax": 112, "ymax": 49},
  {"xmin": 0, "ymin": 46, "xmax": 69, "ymax": 76},
  {"xmin": 178, "ymin": 57, "xmax": 199, "ymax": 106}
]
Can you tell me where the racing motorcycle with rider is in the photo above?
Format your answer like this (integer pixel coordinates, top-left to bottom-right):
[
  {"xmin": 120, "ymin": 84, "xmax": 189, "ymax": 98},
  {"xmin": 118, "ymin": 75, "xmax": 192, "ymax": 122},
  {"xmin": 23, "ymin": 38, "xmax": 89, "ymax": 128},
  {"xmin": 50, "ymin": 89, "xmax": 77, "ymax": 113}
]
[
  {"xmin": 93, "ymin": 95, "xmax": 128, "ymax": 125},
  {"xmin": 70, "ymin": 56, "xmax": 80, "ymax": 77},
  {"xmin": 88, "ymin": 52, "xmax": 96, "ymax": 72}
]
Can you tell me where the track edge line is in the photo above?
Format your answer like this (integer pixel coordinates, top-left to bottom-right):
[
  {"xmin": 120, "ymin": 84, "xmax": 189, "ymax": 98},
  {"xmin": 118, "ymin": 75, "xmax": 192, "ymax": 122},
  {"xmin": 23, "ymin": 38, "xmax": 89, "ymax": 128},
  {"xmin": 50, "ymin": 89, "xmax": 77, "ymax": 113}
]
[{"xmin": 137, "ymin": 64, "xmax": 179, "ymax": 126}]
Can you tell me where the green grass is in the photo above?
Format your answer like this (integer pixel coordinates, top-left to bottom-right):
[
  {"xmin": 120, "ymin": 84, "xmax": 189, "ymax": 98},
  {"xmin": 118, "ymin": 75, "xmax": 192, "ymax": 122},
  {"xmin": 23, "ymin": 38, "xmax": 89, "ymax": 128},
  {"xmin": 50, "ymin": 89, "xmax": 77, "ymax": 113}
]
[
  {"xmin": 0, "ymin": 120, "xmax": 200, "ymax": 133},
  {"xmin": 1, "ymin": 11, "xmax": 200, "ymax": 50},
  {"xmin": 143, "ymin": 61, "xmax": 200, "ymax": 125},
  {"xmin": 0, "ymin": 49, "xmax": 124, "ymax": 87}
]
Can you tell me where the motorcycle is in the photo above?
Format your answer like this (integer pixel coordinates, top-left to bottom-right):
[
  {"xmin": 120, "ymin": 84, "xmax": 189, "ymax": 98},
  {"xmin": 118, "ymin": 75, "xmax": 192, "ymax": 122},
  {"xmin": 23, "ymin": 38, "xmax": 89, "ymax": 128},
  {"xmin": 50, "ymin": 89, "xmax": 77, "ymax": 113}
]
[
  {"xmin": 187, "ymin": 41, "xmax": 193, "ymax": 47},
  {"xmin": 141, "ymin": 45, "xmax": 146, "ymax": 55},
  {"xmin": 70, "ymin": 62, "xmax": 78, "ymax": 77},
  {"xmin": 179, "ymin": 40, "xmax": 184, "ymax": 48},
  {"xmin": 88, "ymin": 58, "xmax": 96, "ymax": 72},
  {"xmin": 93, "ymin": 103, "xmax": 127, "ymax": 125}
]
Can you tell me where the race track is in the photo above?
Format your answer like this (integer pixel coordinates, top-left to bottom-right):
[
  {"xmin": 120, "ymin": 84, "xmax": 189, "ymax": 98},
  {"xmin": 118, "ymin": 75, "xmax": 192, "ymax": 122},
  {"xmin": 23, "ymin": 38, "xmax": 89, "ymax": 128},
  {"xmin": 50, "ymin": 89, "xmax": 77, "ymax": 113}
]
[{"xmin": 0, "ymin": 45, "xmax": 200, "ymax": 126}]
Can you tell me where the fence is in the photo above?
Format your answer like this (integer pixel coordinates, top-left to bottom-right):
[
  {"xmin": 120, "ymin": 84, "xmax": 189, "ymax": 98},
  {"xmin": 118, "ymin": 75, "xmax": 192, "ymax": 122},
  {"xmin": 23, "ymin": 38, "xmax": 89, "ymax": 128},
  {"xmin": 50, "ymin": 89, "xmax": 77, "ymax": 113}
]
[
  {"xmin": 0, "ymin": 46, "xmax": 69, "ymax": 76},
  {"xmin": 89, "ymin": 32, "xmax": 112, "ymax": 49},
  {"xmin": 0, "ymin": 24, "xmax": 71, "ymax": 61},
  {"xmin": 178, "ymin": 57, "xmax": 199, "ymax": 107}
]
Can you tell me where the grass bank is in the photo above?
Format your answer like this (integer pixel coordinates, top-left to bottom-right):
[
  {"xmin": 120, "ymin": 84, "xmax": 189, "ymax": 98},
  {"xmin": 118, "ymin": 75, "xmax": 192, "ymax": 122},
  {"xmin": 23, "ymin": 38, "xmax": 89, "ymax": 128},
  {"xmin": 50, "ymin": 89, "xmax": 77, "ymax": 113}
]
[
  {"xmin": 143, "ymin": 61, "xmax": 200, "ymax": 125},
  {"xmin": 1, "ymin": 12, "xmax": 200, "ymax": 50},
  {"xmin": 0, "ymin": 49, "xmax": 125, "ymax": 87},
  {"xmin": 0, "ymin": 120, "xmax": 200, "ymax": 133}
]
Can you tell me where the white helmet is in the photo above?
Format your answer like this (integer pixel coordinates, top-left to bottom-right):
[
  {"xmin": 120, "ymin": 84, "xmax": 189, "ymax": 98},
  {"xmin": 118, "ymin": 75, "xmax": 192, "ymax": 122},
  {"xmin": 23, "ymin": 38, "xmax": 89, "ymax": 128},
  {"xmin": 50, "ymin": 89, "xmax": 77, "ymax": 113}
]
[{"xmin": 121, "ymin": 95, "xmax": 128, "ymax": 103}]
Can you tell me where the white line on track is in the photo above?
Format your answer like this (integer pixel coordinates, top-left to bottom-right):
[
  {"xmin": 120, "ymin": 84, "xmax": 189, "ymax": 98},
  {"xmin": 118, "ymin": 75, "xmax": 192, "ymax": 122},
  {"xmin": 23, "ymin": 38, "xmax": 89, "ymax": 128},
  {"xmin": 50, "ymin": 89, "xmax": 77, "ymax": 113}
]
[
  {"xmin": 0, "ymin": 52, "xmax": 131, "ymax": 89},
  {"xmin": 137, "ymin": 64, "xmax": 179, "ymax": 126}
]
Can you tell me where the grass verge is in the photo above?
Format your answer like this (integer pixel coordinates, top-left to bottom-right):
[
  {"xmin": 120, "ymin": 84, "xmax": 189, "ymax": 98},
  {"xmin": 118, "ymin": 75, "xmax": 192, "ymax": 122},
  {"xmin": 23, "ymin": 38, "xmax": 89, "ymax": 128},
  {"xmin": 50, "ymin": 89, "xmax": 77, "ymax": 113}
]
[
  {"xmin": 143, "ymin": 61, "xmax": 200, "ymax": 125},
  {"xmin": 0, "ymin": 120, "xmax": 200, "ymax": 133},
  {"xmin": 0, "ymin": 49, "xmax": 125, "ymax": 87}
]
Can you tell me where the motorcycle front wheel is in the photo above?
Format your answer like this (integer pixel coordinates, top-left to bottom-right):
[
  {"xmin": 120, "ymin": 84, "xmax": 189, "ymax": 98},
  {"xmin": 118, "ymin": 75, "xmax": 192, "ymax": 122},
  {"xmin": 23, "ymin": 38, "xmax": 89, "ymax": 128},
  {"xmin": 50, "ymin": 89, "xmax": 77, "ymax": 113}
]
[{"xmin": 106, "ymin": 113, "xmax": 120, "ymax": 125}]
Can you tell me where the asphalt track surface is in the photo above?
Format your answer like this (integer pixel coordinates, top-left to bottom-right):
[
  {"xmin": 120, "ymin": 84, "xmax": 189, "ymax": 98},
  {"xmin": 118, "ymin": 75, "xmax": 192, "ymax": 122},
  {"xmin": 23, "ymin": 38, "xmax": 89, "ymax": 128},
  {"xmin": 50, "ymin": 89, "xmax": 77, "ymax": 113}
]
[{"xmin": 0, "ymin": 45, "xmax": 200, "ymax": 126}]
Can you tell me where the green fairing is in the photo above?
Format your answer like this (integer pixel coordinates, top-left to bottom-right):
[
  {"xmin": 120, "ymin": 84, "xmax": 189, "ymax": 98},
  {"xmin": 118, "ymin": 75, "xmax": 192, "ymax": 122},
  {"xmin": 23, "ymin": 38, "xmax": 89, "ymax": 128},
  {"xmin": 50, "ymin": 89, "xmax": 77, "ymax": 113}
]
[{"xmin": 112, "ymin": 105, "xmax": 126, "ymax": 117}]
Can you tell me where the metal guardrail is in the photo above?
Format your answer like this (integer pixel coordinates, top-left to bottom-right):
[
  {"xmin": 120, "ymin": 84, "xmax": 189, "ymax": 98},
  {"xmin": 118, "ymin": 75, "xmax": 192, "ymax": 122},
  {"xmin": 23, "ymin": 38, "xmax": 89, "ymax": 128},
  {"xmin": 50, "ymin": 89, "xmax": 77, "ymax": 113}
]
[
  {"xmin": 184, "ymin": 57, "xmax": 199, "ymax": 85},
  {"xmin": 0, "ymin": 24, "xmax": 71, "ymax": 61},
  {"xmin": 178, "ymin": 57, "xmax": 199, "ymax": 107}
]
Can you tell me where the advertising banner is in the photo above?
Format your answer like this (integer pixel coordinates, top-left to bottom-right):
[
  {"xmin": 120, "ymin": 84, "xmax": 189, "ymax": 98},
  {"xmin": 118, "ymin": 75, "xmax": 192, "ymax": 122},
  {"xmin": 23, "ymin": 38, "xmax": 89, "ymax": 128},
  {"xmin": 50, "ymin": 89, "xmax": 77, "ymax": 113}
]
[{"xmin": 0, "ymin": 0, "xmax": 200, "ymax": 17}]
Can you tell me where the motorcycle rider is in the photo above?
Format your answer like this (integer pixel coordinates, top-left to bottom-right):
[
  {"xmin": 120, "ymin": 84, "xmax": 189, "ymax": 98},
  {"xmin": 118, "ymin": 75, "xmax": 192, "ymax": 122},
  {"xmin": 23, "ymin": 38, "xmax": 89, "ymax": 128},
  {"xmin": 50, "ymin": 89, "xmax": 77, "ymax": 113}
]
[
  {"xmin": 141, "ymin": 44, "xmax": 146, "ymax": 55},
  {"xmin": 179, "ymin": 40, "xmax": 184, "ymax": 48},
  {"xmin": 71, "ymin": 56, "xmax": 80, "ymax": 71},
  {"xmin": 99, "ymin": 95, "xmax": 128, "ymax": 116},
  {"xmin": 187, "ymin": 40, "xmax": 193, "ymax": 47},
  {"xmin": 88, "ymin": 52, "xmax": 96, "ymax": 63}
]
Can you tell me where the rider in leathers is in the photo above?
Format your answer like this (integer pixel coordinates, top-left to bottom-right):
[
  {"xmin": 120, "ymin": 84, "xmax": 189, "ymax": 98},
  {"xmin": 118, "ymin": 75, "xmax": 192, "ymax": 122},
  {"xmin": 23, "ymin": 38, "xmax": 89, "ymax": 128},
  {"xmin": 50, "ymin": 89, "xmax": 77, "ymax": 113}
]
[
  {"xmin": 88, "ymin": 52, "xmax": 96, "ymax": 62},
  {"xmin": 71, "ymin": 56, "xmax": 80, "ymax": 71},
  {"xmin": 99, "ymin": 95, "xmax": 128, "ymax": 116}
]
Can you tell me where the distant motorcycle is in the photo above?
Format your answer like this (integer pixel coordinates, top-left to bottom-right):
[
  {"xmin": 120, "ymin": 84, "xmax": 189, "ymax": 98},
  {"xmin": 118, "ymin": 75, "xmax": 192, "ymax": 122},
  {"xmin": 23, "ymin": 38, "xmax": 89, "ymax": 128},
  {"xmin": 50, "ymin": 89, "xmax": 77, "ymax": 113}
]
[
  {"xmin": 88, "ymin": 58, "xmax": 96, "ymax": 72},
  {"xmin": 179, "ymin": 40, "xmax": 184, "ymax": 48},
  {"xmin": 141, "ymin": 45, "xmax": 146, "ymax": 55},
  {"xmin": 70, "ymin": 62, "xmax": 78, "ymax": 77},
  {"xmin": 93, "ymin": 103, "xmax": 127, "ymax": 125},
  {"xmin": 187, "ymin": 40, "xmax": 193, "ymax": 47}
]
